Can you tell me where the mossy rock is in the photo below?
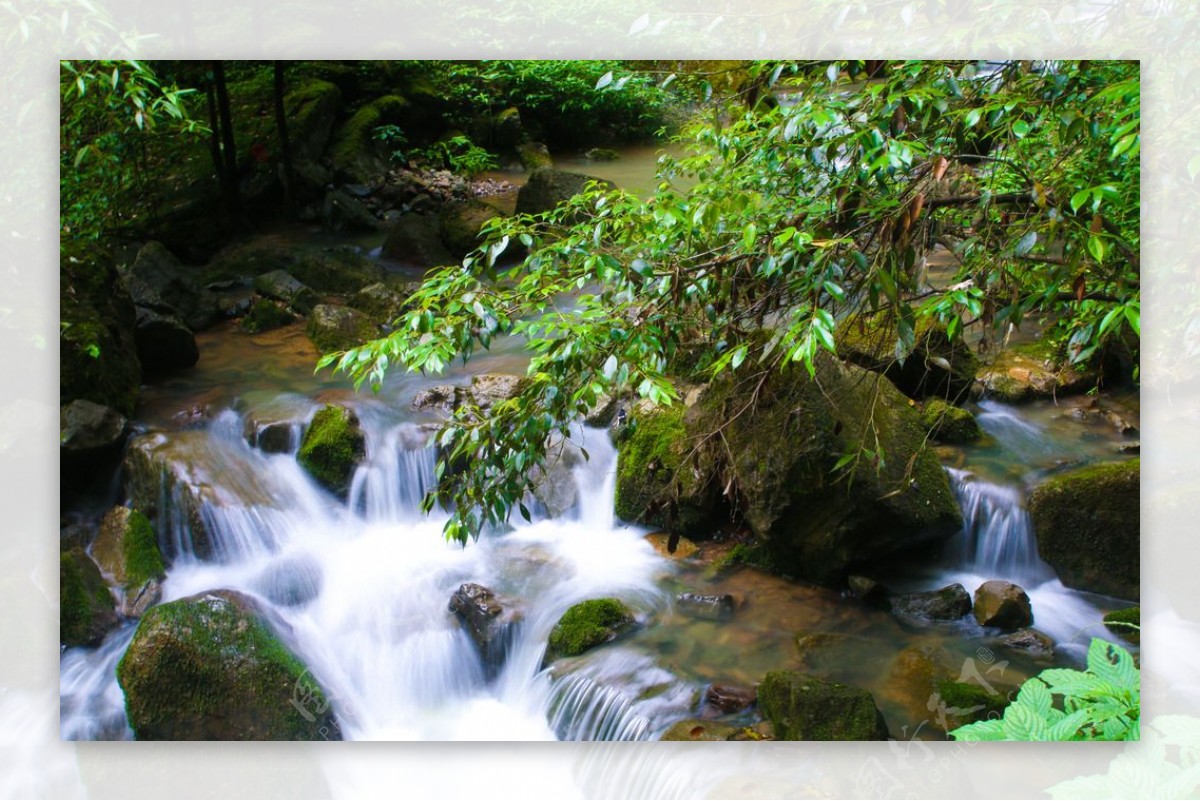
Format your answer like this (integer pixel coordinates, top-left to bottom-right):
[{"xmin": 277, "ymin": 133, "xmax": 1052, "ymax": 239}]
[
  {"xmin": 1103, "ymin": 606, "xmax": 1140, "ymax": 644},
  {"xmin": 60, "ymin": 548, "xmax": 118, "ymax": 647},
  {"xmin": 93, "ymin": 507, "xmax": 165, "ymax": 591},
  {"xmin": 297, "ymin": 405, "xmax": 366, "ymax": 498},
  {"xmin": 757, "ymin": 671, "xmax": 889, "ymax": 740},
  {"xmin": 921, "ymin": 399, "xmax": 982, "ymax": 443},
  {"xmin": 382, "ymin": 213, "xmax": 454, "ymax": 267},
  {"xmin": 616, "ymin": 354, "xmax": 961, "ymax": 585},
  {"xmin": 60, "ymin": 241, "xmax": 142, "ymax": 416},
  {"xmin": 240, "ymin": 299, "xmax": 295, "ymax": 333},
  {"xmin": 330, "ymin": 94, "xmax": 412, "ymax": 183},
  {"xmin": 514, "ymin": 168, "xmax": 614, "ymax": 217},
  {"xmin": 976, "ymin": 339, "xmax": 1098, "ymax": 403},
  {"xmin": 349, "ymin": 282, "xmax": 408, "ymax": 326},
  {"xmin": 283, "ymin": 247, "xmax": 384, "ymax": 295},
  {"xmin": 933, "ymin": 679, "xmax": 1010, "ymax": 730},
  {"xmin": 305, "ymin": 304, "xmax": 377, "ymax": 354},
  {"xmin": 838, "ymin": 310, "xmax": 979, "ymax": 401},
  {"xmin": 122, "ymin": 433, "xmax": 215, "ymax": 562},
  {"xmin": 1028, "ymin": 459, "xmax": 1139, "ymax": 600},
  {"xmin": 492, "ymin": 107, "xmax": 524, "ymax": 149},
  {"xmin": 545, "ymin": 598, "xmax": 636, "ymax": 662},
  {"xmin": 438, "ymin": 199, "xmax": 506, "ymax": 259},
  {"xmin": 116, "ymin": 589, "xmax": 340, "ymax": 740},
  {"xmin": 516, "ymin": 141, "xmax": 552, "ymax": 171}
]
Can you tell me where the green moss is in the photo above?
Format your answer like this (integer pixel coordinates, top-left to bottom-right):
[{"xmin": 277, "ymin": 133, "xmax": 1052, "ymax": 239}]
[
  {"xmin": 240, "ymin": 299, "xmax": 294, "ymax": 334},
  {"xmin": 545, "ymin": 598, "xmax": 635, "ymax": 661},
  {"xmin": 1103, "ymin": 606, "xmax": 1140, "ymax": 644},
  {"xmin": 614, "ymin": 405, "xmax": 688, "ymax": 523},
  {"xmin": 116, "ymin": 591, "xmax": 338, "ymax": 739},
  {"xmin": 331, "ymin": 95, "xmax": 410, "ymax": 175},
  {"xmin": 297, "ymin": 405, "xmax": 366, "ymax": 497},
  {"xmin": 757, "ymin": 671, "xmax": 889, "ymax": 740},
  {"xmin": 838, "ymin": 310, "xmax": 979, "ymax": 400},
  {"xmin": 921, "ymin": 399, "xmax": 982, "ymax": 443},
  {"xmin": 709, "ymin": 541, "xmax": 777, "ymax": 575},
  {"xmin": 60, "ymin": 549, "xmax": 116, "ymax": 647},
  {"xmin": 287, "ymin": 248, "xmax": 384, "ymax": 294},
  {"xmin": 122, "ymin": 510, "xmax": 165, "ymax": 589}
]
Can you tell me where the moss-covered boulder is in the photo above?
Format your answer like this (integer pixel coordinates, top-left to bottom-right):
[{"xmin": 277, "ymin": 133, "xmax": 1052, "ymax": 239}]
[
  {"xmin": 349, "ymin": 282, "xmax": 408, "ymax": 327},
  {"xmin": 92, "ymin": 507, "xmax": 165, "ymax": 617},
  {"xmin": 116, "ymin": 589, "xmax": 340, "ymax": 740},
  {"xmin": 973, "ymin": 580, "xmax": 1033, "ymax": 630},
  {"xmin": 921, "ymin": 399, "xmax": 982, "ymax": 443},
  {"xmin": 382, "ymin": 213, "xmax": 454, "ymax": 267},
  {"xmin": 329, "ymin": 94, "xmax": 412, "ymax": 183},
  {"xmin": 544, "ymin": 598, "xmax": 636, "ymax": 662},
  {"xmin": 60, "ymin": 399, "xmax": 129, "ymax": 485},
  {"xmin": 492, "ymin": 107, "xmax": 524, "ymax": 149},
  {"xmin": 252, "ymin": 270, "xmax": 317, "ymax": 315},
  {"xmin": 206, "ymin": 241, "xmax": 383, "ymax": 297},
  {"xmin": 976, "ymin": 339, "xmax": 1097, "ymax": 402},
  {"xmin": 60, "ymin": 242, "xmax": 141, "ymax": 416},
  {"xmin": 933, "ymin": 679, "xmax": 1010, "ymax": 730},
  {"xmin": 1027, "ymin": 458, "xmax": 1139, "ymax": 600},
  {"xmin": 122, "ymin": 241, "xmax": 221, "ymax": 332},
  {"xmin": 1103, "ymin": 606, "xmax": 1140, "ymax": 644},
  {"xmin": 516, "ymin": 141, "xmax": 553, "ymax": 171},
  {"xmin": 305, "ymin": 304, "xmax": 377, "ymax": 354},
  {"xmin": 297, "ymin": 405, "xmax": 366, "ymax": 498},
  {"xmin": 757, "ymin": 671, "xmax": 889, "ymax": 740},
  {"xmin": 283, "ymin": 79, "xmax": 343, "ymax": 163},
  {"xmin": 838, "ymin": 310, "xmax": 979, "ymax": 401},
  {"xmin": 615, "ymin": 355, "xmax": 961, "ymax": 585},
  {"xmin": 240, "ymin": 299, "xmax": 295, "ymax": 334},
  {"xmin": 438, "ymin": 199, "xmax": 505, "ymax": 258},
  {"xmin": 515, "ymin": 168, "xmax": 614, "ymax": 217},
  {"xmin": 60, "ymin": 549, "xmax": 118, "ymax": 647}
]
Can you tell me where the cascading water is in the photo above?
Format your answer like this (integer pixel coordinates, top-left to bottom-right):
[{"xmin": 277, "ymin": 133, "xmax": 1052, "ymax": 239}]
[{"xmin": 59, "ymin": 408, "xmax": 682, "ymax": 741}]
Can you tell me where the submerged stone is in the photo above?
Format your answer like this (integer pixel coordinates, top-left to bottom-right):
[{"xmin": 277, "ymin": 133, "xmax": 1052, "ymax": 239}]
[
  {"xmin": 997, "ymin": 627, "xmax": 1056, "ymax": 657},
  {"xmin": 659, "ymin": 719, "xmax": 760, "ymax": 741},
  {"xmin": 757, "ymin": 671, "xmax": 889, "ymax": 740},
  {"xmin": 676, "ymin": 592, "xmax": 736, "ymax": 620},
  {"xmin": 891, "ymin": 583, "xmax": 972, "ymax": 623},
  {"xmin": 704, "ymin": 683, "xmax": 756, "ymax": 714}
]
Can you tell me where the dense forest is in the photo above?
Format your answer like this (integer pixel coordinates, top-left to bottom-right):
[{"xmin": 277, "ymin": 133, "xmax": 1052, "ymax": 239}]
[{"xmin": 60, "ymin": 60, "xmax": 1139, "ymax": 743}]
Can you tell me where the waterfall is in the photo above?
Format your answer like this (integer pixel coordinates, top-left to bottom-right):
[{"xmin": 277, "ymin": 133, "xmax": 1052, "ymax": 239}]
[{"xmin": 947, "ymin": 468, "xmax": 1054, "ymax": 586}]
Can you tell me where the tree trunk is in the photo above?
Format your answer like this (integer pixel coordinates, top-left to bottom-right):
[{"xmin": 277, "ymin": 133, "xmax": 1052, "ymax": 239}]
[
  {"xmin": 212, "ymin": 60, "xmax": 241, "ymax": 215},
  {"xmin": 273, "ymin": 61, "xmax": 295, "ymax": 213}
]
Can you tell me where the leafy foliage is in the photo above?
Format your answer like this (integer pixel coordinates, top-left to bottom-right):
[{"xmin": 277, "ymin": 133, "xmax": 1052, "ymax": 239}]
[
  {"xmin": 414, "ymin": 134, "xmax": 498, "ymax": 177},
  {"xmin": 951, "ymin": 637, "xmax": 1139, "ymax": 741},
  {"xmin": 320, "ymin": 60, "xmax": 1139, "ymax": 544}
]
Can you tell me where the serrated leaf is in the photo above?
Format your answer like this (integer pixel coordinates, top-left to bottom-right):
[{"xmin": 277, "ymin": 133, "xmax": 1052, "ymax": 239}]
[
  {"xmin": 1016, "ymin": 678, "xmax": 1053, "ymax": 719},
  {"xmin": 950, "ymin": 718, "xmax": 1005, "ymax": 741},
  {"xmin": 1003, "ymin": 702, "xmax": 1049, "ymax": 741}
]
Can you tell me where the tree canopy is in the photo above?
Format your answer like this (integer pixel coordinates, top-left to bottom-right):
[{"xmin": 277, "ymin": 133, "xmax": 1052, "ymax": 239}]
[{"xmin": 316, "ymin": 59, "xmax": 1137, "ymax": 543}]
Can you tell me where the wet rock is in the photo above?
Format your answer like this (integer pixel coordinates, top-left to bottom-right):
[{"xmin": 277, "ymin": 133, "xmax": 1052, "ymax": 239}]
[
  {"xmin": 891, "ymin": 583, "xmax": 972, "ymax": 623},
  {"xmin": 117, "ymin": 589, "xmax": 340, "ymax": 740},
  {"xmin": 322, "ymin": 189, "xmax": 382, "ymax": 232},
  {"xmin": 998, "ymin": 627, "xmax": 1055, "ymax": 657},
  {"xmin": 239, "ymin": 299, "xmax": 295, "ymax": 334},
  {"xmin": 438, "ymin": 198, "xmax": 506, "ymax": 259},
  {"xmin": 847, "ymin": 574, "xmax": 891, "ymax": 609},
  {"xmin": 133, "ymin": 306, "xmax": 199, "ymax": 374},
  {"xmin": 544, "ymin": 598, "xmax": 636, "ymax": 662},
  {"xmin": 976, "ymin": 339, "xmax": 1096, "ymax": 402},
  {"xmin": 584, "ymin": 392, "xmax": 620, "ymax": 427},
  {"xmin": 515, "ymin": 168, "xmax": 614, "ymax": 217},
  {"xmin": 349, "ymin": 282, "xmax": 408, "ymax": 326},
  {"xmin": 973, "ymin": 580, "xmax": 1033, "ymax": 630},
  {"xmin": 921, "ymin": 399, "xmax": 982, "ymax": 443},
  {"xmin": 704, "ymin": 682, "xmax": 756, "ymax": 714},
  {"xmin": 329, "ymin": 94, "xmax": 410, "ymax": 184},
  {"xmin": 123, "ymin": 433, "xmax": 214, "ymax": 562},
  {"xmin": 1103, "ymin": 606, "xmax": 1140, "ymax": 645},
  {"xmin": 838, "ymin": 310, "xmax": 979, "ymax": 401},
  {"xmin": 246, "ymin": 419, "xmax": 301, "ymax": 454},
  {"xmin": 448, "ymin": 583, "xmax": 524, "ymax": 681},
  {"xmin": 60, "ymin": 399, "xmax": 128, "ymax": 466},
  {"xmin": 411, "ymin": 384, "xmax": 466, "ymax": 414},
  {"xmin": 529, "ymin": 445, "xmax": 582, "ymax": 519},
  {"xmin": 122, "ymin": 241, "xmax": 221, "ymax": 331},
  {"xmin": 516, "ymin": 141, "xmax": 552, "ymax": 172},
  {"xmin": 92, "ymin": 506, "xmax": 165, "ymax": 617},
  {"xmin": 382, "ymin": 213, "xmax": 454, "ymax": 267},
  {"xmin": 676, "ymin": 592, "xmax": 736, "ymax": 620},
  {"xmin": 470, "ymin": 373, "xmax": 524, "ymax": 409},
  {"xmin": 297, "ymin": 404, "xmax": 366, "ymax": 498},
  {"xmin": 60, "ymin": 243, "xmax": 141, "ymax": 416},
  {"xmin": 615, "ymin": 355, "xmax": 961, "ymax": 585},
  {"xmin": 757, "ymin": 672, "xmax": 889, "ymax": 740},
  {"xmin": 585, "ymin": 147, "xmax": 620, "ymax": 161},
  {"xmin": 252, "ymin": 270, "xmax": 317, "ymax": 314},
  {"xmin": 60, "ymin": 522, "xmax": 93, "ymax": 551},
  {"xmin": 1027, "ymin": 458, "xmax": 1139, "ymax": 600},
  {"xmin": 492, "ymin": 107, "xmax": 523, "ymax": 149},
  {"xmin": 256, "ymin": 555, "xmax": 323, "ymax": 607},
  {"xmin": 60, "ymin": 548, "xmax": 118, "ymax": 647},
  {"xmin": 305, "ymin": 304, "xmax": 377, "ymax": 354},
  {"xmin": 659, "ymin": 719, "xmax": 759, "ymax": 741},
  {"xmin": 1115, "ymin": 441, "xmax": 1140, "ymax": 455},
  {"xmin": 645, "ymin": 531, "xmax": 699, "ymax": 559}
]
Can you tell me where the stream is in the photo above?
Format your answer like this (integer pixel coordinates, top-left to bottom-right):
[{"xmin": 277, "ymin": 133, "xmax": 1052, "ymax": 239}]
[{"xmin": 60, "ymin": 146, "xmax": 1139, "ymax": 742}]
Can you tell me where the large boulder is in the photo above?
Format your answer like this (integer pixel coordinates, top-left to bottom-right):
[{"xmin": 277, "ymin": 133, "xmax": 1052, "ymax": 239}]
[
  {"xmin": 382, "ymin": 213, "xmax": 455, "ymax": 267},
  {"xmin": 60, "ymin": 399, "xmax": 128, "ymax": 482},
  {"xmin": 615, "ymin": 355, "xmax": 961, "ymax": 585},
  {"xmin": 544, "ymin": 598, "xmax": 636, "ymax": 663},
  {"xmin": 1027, "ymin": 458, "xmax": 1139, "ymax": 600},
  {"xmin": 284, "ymin": 79, "xmax": 342, "ymax": 163},
  {"xmin": 239, "ymin": 299, "xmax": 295, "ymax": 334},
  {"xmin": 252, "ymin": 270, "xmax": 317, "ymax": 315},
  {"xmin": 122, "ymin": 241, "xmax": 221, "ymax": 331},
  {"xmin": 349, "ymin": 282, "xmax": 409, "ymax": 326},
  {"xmin": 921, "ymin": 399, "xmax": 982, "ymax": 443},
  {"xmin": 207, "ymin": 241, "xmax": 382, "ymax": 297},
  {"xmin": 92, "ymin": 506, "xmax": 165, "ymax": 617},
  {"xmin": 116, "ymin": 590, "xmax": 340, "ymax": 740},
  {"xmin": 891, "ymin": 583, "xmax": 972, "ymax": 623},
  {"xmin": 60, "ymin": 242, "xmax": 141, "ymax": 416},
  {"xmin": 448, "ymin": 583, "xmax": 523, "ymax": 681},
  {"xmin": 757, "ymin": 671, "xmax": 889, "ymax": 740},
  {"xmin": 305, "ymin": 304, "xmax": 377, "ymax": 354},
  {"xmin": 329, "ymin": 94, "xmax": 412, "ymax": 184},
  {"xmin": 133, "ymin": 306, "xmax": 199, "ymax": 375},
  {"xmin": 976, "ymin": 339, "xmax": 1096, "ymax": 403},
  {"xmin": 492, "ymin": 107, "xmax": 524, "ymax": 149},
  {"xmin": 60, "ymin": 549, "xmax": 118, "ymax": 647},
  {"xmin": 438, "ymin": 198, "xmax": 505, "ymax": 258},
  {"xmin": 973, "ymin": 580, "xmax": 1033, "ymax": 630},
  {"xmin": 838, "ymin": 310, "xmax": 979, "ymax": 401},
  {"xmin": 297, "ymin": 405, "xmax": 366, "ymax": 498},
  {"xmin": 515, "ymin": 168, "xmax": 615, "ymax": 217}
]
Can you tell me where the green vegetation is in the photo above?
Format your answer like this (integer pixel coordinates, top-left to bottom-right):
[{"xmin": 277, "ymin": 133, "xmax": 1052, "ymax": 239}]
[
  {"xmin": 951, "ymin": 638, "xmax": 1139, "ymax": 741},
  {"xmin": 921, "ymin": 399, "xmax": 982, "ymax": 443},
  {"xmin": 297, "ymin": 405, "xmax": 366, "ymax": 497},
  {"xmin": 545, "ymin": 598, "xmax": 635, "ymax": 661},
  {"xmin": 1104, "ymin": 607, "xmax": 1141, "ymax": 645},
  {"xmin": 320, "ymin": 60, "xmax": 1138, "ymax": 545},
  {"xmin": 122, "ymin": 510, "xmax": 165, "ymax": 589},
  {"xmin": 757, "ymin": 671, "xmax": 889, "ymax": 740}
]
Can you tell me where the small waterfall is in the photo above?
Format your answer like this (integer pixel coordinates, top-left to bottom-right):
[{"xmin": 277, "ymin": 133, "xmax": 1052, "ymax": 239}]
[
  {"xmin": 347, "ymin": 423, "xmax": 438, "ymax": 524},
  {"xmin": 947, "ymin": 468, "xmax": 1054, "ymax": 586},
  {"xmin": 59, "ymin": 624, "xmax": 136, "ymax": 741},
  {"xmin": 547, "ymin": 673, "xmax": 651, "ymax": 741}
]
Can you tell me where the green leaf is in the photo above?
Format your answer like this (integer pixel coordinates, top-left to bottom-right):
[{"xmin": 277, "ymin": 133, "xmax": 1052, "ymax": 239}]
[
  {"xmin": 1012, "ymin": 119, "xmax": 1030, "ymax": 138},
  {"xmin": 730, "ymin": 345, "xmax": 748, "ymax": 370},
  {"xmin": 518, "ymin": 502, "xmax": 531, "ymax": 523},
  {"xmin": 742, "ymin": 222, "xmax": 758, "ymax": 251},
  {"xmin": 1003, "ymin": 702, "xmax": 1050, "ymax": 741},
  {"xmin": 595, "ymin": 71, "xmax": 614, "ymax": 90},
  {"xmin": 1123, "ymin": 305, "xmax": 1140, "ymax": 337},
  {"xmin": 1014, "ymin": 230, "xmax": 1037, "ymax": 256},
  {"xmin": 1087, "ymin": 235, "xmax": 1106, "ymax": 264},
  {"xmin": 1070, "ymin": 188, "xmax": 1092, "ymax": 213}
]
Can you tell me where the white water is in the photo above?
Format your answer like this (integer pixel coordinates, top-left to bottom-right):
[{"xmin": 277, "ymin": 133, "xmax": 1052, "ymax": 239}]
[{"xmin": 60, "ymin": 413, "xmax": 681, "ymax": 741}]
